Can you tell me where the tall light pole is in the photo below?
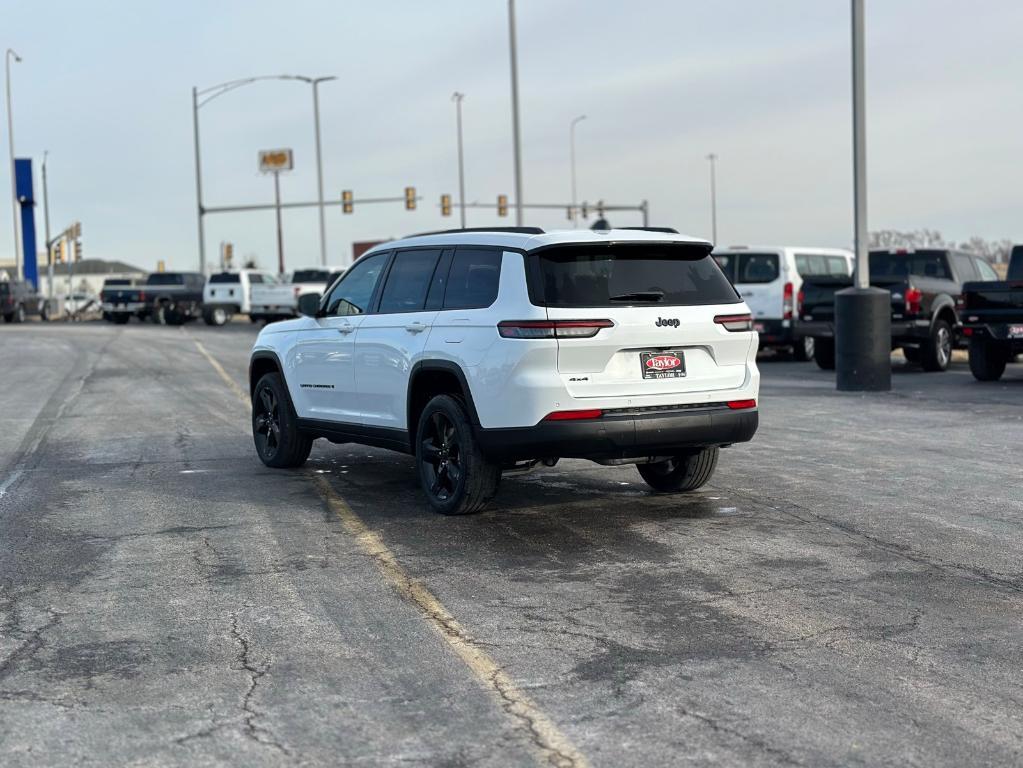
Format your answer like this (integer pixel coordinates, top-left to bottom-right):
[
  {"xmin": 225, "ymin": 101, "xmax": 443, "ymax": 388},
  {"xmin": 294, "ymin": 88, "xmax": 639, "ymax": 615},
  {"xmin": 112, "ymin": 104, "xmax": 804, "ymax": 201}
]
[
  {"xmin": 835, "ymin": 0, "xmax": 890, "ymax": 392},
  {"xmin": 192, "ymin": 74, "xmax": 334, "ymax": 274},
  {"xmin": 42, "ymin": 150, "xmax": 53, "ymax": 302},
  {"xmin": 6, "ymin": 49, "xmax": 21, "ymax": 279},
  {"xmin": 452, "ymin": 92, "xmax": 467, "ymax": 229},
  {"xmin": 706, "ymin": 153, "xmax": 718, "ymax": 244},
  {"xmin": 292, "ymin": 75, "xmax": 336, "ymax": 266},
  {"xmin": 569, "ymin": 115, "xmax": 586, "ymax": 227},
  {"xmin": 508, "ymin": 0, "xmax": 524, "ymax": 226}
]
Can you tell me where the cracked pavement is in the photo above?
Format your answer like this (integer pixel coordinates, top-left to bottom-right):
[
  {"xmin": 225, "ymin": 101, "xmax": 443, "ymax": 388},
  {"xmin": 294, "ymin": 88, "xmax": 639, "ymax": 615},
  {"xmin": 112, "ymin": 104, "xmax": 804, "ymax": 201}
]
[{"xmin": 0, "ymin": 322, "xmax": 1021, "ymax": 766}]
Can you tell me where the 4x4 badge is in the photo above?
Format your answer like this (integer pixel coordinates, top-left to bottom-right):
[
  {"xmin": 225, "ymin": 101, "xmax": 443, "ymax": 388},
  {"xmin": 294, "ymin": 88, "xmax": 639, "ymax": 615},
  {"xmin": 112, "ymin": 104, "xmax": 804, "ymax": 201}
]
[{"xmin": 655, "ymin": 317, "xmax": 680, "ymax": 328}]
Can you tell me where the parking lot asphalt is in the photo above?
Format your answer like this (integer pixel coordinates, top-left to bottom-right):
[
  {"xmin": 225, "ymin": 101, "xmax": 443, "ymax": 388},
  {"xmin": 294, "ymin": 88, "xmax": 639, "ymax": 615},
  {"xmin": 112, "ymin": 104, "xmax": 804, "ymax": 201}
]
[{"xmin": 1, "ymin": 322, "xmax": 1021, "ymax": 767}]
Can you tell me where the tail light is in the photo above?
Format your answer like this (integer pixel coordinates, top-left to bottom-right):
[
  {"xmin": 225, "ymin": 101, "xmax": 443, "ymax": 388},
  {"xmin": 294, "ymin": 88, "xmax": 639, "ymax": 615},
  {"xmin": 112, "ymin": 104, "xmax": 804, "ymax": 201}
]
[
  {"xmin": 138, "ymin": 290, "xmax": 146, "ymax": 301},
  {"xmin": 293, "ymin": 286, "xmax": 302, "ymax": 297},
  {"xmin": 727, "ymin": 399, "xmax": 757, "ymax": 410},
  {"xmin": 796, "ymin": 288, "xmax": 805, "ymax": 317},
  {"xmin": 905, "ymin": 287, "xmax": 922, "ymax": 315},
  {"xmin": 544, "ymin": 409, "xmax": 603, "ymax": 421},
  {"xmin": 962, "ymin": 327, "xmax": 973, "ymax": 336},
  {"xmin": 714, "ymin": 313, "xmax": 753, "ymax": 332},
  {"xmin": 498, "ymin": 319, "xmax": 613, "ymax": 339},
  {"xmin": 783, "ymin": 282, "xmax": 794, "ymax": 320}
]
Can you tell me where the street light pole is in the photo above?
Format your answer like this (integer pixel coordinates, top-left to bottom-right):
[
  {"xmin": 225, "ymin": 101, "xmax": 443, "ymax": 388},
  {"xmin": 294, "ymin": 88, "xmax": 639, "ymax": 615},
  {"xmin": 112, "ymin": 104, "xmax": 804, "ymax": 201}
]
[
  {"xmin": 452, "ymin": 92, "xmax": 466, "ymax": 229},
  {"xmin": 570, "ymin": 115, "xmax": 586, "ymax": 228},
  {"xmin": 191, "ymin": 86, "xmax": 207, "ymax": 275},
  {"xmin": 706, "ymin": 153, "xmax": 718, "ymax": 244},
  {"xmin": 508, "ymin": 0, "xmax": 524, "ymax": 226},
  {"xmin": 272, "ymin": 170, "xmax": 285, "ymax": 275},
  {"xmin": 42, "ymin": 151, "xmax": 53, "ymax": 303},
  {"xmin": 297, "ymin": 75, "xmax": 337, "ymax": 267},
  {"xmin": 6, "ymin": 49, "xmax": 21, "ymax": 280}
]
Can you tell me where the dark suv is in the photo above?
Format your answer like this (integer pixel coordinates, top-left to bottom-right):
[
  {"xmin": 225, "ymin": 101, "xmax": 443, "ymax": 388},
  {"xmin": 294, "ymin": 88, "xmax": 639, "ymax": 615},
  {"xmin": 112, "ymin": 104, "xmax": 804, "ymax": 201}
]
[{"xmin": 0, "ymin": 280, "xmax": 43, "ymax": 323}]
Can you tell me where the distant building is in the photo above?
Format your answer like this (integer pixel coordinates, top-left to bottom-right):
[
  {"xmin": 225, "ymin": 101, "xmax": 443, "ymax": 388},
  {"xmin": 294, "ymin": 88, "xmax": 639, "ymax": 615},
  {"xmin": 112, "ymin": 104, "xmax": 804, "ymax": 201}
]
[{"xmin": 39, "ymin": 258, "xmax": 147, "ymax": 297}]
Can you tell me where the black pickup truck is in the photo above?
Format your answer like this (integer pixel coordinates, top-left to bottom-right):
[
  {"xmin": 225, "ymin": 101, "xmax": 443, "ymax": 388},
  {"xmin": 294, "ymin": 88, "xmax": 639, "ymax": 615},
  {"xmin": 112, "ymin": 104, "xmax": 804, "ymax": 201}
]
[
  {"xmin": 960, "ymin": 245, "xmax": 1023, "ymax": 381},
  {"xmin": 796, "ymin": 248, "xmax": 996, "ymax": 372},
  {"xmin": 103, "ymin": 272, "xmax": 206, "ymax": 325}
]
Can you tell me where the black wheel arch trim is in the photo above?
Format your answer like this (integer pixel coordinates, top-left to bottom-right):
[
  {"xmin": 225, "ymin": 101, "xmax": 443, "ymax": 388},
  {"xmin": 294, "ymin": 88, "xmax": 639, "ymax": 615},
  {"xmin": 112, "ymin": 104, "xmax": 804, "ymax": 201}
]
[{"xmin": 407, "ymin": 359, "xmax": 483, "ymax": 428}]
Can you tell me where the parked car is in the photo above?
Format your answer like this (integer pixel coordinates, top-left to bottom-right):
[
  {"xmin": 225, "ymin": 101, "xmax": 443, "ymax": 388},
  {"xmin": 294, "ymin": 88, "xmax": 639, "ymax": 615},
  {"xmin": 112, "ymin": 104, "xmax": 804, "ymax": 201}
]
[
  {"xmin": 0, "ymin": 279, "xmax": 44, "ymax": 323},
  {"xmin": 249, "ymin": 267, "xmax": 344, "ymax": 323},
  {"xmin": 104, "ymin": 272, "xmax": 206, "ymax": 325},
  {"xmin": 101, "ymin": 278, "xmax": 146, "ymax": 323},
  {"xmin": 248, "ymin": 227, "xmax": 760, "ymax": 515},
  {"xmin": 960, "ymin": 245, "xmax": 1022, "ymax": 381},
  {"xmin": 713, "ymin": 246, "xmax": 854, "ymax": 360},
  {"xmin": 797, "ymin": 248, "xmax": 992, "ymax": 372},
  {"xmin": 202, "ymin": 269, "xmax": 278, "ymax": 326}
]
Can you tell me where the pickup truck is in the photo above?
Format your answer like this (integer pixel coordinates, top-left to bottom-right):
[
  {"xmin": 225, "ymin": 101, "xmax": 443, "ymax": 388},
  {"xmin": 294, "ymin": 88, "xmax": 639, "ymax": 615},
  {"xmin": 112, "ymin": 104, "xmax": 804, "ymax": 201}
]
[
  {"xmin": 104, "ymin": 272, "xmax": 206, "ymax": 325},
  {"xmin": 249, "ymin": 267, "xmax": 344, "ymax": 323},
  {"xmin": 960, "ymin": 245, "xmax": 1023, "ymax": 381},
  {"xmin": 796, "ymin": 248, "xmax": 996, "ymax": 372},
  {"xmin": 100, "ymin": 278, "xmax": 142, "ymax": 322},
  {"xmin": 202, "ymin": 269, "xmax": 278, "ymax": 325}
]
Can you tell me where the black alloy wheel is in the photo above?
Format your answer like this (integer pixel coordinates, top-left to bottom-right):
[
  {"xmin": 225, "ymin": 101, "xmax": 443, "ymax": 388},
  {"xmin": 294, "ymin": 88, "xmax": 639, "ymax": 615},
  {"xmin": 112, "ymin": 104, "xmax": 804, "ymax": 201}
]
[
  {"xmin": 253, "ymin": 386, "xmax": 282, "ymax": 462},
  {"xmin": 420, "ymin": 410, "xmax": 462, "ymax": 503},
  {"xmin": 251, "ymin": 373, "xmax": 312, "ymax": 468}
]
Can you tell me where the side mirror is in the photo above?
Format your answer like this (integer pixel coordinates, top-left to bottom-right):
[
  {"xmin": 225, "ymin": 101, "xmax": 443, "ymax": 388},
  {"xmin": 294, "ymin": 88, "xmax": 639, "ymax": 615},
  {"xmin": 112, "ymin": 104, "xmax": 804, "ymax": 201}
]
[{"xmin": 297, "ymin": 292, "xmax": 322, "ymax": 317}]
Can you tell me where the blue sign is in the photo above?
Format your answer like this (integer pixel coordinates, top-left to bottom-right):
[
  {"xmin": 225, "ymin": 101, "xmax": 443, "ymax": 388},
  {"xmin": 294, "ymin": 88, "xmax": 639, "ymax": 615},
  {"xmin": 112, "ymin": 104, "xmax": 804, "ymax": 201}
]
[{"xmin": 14, "ymin": 158, "xmax": 38, "ymax": 289}]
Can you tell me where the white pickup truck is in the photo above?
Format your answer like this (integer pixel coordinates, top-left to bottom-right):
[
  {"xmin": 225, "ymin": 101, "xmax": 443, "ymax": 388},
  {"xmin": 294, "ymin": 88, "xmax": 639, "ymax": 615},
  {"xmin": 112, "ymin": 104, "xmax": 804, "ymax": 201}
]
[
  {"xmin": 249, "ymin": 267, "xmax": 345, "ymax": 323},
  {"xmin": 202, "ymin": 269, "xmax": 279, "ymax": 325}
]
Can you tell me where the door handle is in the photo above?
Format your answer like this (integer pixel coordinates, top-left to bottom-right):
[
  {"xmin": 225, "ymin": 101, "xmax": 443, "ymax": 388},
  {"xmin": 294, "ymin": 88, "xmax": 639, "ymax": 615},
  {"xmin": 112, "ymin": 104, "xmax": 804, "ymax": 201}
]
[
  {"xmin": 405, "ymin": 322, "xmax": 427, "ymax": 333},
  {"xmin": 337, "ymin": 324, "xmax": 355, "ymax": 335}
]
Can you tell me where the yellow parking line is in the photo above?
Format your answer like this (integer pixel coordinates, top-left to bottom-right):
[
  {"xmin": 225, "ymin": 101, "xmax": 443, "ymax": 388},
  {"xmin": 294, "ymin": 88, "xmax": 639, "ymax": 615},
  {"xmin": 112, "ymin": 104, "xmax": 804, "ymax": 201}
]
[{"xmin": 193, "ymin": 338, "xmax": 589, "ymax": 768}]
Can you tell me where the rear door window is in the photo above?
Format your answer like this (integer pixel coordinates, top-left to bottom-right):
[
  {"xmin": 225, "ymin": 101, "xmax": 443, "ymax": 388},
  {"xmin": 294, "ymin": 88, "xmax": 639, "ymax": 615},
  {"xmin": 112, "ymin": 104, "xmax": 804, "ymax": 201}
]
[
  {"xmin": 869, "ymin": 251, "xmax": 951, "ymax": 280},
  {"xmin": 444, "ymin": 249, "xmax": 502, "ymax": 309},
  {"xmin": 534, "ymin": 243, "xmax": 738, "ymax": 307},
  {"xmin": 736, "ymin": 253, "xmax": 780, "ymax": 284},
  {"xmin": 377, "ymin": 249, "xmax": 442, "ymax": 314}
]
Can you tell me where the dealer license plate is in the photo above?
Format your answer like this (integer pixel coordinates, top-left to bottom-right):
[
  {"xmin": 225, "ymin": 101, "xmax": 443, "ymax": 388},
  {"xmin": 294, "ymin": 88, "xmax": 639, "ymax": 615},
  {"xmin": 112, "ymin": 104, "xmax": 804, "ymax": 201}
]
[
  {"xmin": 1009, "ymin": 325, "xmax": 1023, "ymax": 338},
  {"xmin": 641, "ymin": 351, "xmax": 687, "ymax": 379}
]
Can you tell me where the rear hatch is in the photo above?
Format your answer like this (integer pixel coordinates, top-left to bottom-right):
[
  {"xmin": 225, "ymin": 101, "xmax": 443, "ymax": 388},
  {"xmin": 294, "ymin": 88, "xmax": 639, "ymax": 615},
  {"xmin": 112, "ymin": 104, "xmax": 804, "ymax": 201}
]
[
  {"xmin": 530, "ymin": 242, "xmax": 753, "ymax": 399},
  {"xmin": 714, "ymin": 250, "xmax": 784, "ymax": 323}
]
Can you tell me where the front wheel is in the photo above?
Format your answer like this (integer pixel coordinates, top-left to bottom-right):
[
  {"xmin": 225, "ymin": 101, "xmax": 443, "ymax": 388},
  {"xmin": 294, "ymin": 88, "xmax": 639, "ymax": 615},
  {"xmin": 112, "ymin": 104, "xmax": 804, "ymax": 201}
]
[
  {"xmin": 252, "ymin": 373, "xmax": 312, "ymax": 468},
  {"xmin": 921, "ymin": 318, "xmax": 953, "ymax": 372},
  {"xmin": 637, "ymin": 447, "xmax": 719, "ymax": 492},
  {"xmin": 814, "ymin": 338, "xmax": 835, "ymax": 370},
  {"xmin": 968, "ymin": 338, "xmax": 1007, "ymax": 382},
  {"xmin": 204, "ymin": 307, "xmax": 230, "ymax": 326},
  {"xmin": 13, "ymin": 304, "xmax": 25, "ymax": 324},
  {"xmin": 416, "ymin": 394, "xmax": 500, "ymax": 515}
]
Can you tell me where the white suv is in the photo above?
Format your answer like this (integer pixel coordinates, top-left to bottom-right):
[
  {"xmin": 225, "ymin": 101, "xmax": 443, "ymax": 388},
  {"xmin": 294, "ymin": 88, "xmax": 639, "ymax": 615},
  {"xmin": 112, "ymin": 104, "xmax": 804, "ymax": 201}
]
[{"xmin": 249, "ymin": 227, "xmax": 760, "ymax": 515}]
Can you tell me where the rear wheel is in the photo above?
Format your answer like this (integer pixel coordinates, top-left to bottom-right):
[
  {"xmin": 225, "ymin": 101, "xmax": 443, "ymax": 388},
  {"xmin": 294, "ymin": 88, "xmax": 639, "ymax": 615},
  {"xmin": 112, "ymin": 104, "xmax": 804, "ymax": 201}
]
[
  {"xmin": 203, "ymin": 306, "xmax": 229, "ymax": 326},
  {"xmin": 416, "ymin": 394, "xmax": 500, "ymax": 515},
  {"xmin": 968, "ymin": 338, "xmax": 1007, "ymax": 382},
  {"xmin": 13, "ymin": 304, "xmax": 25, "ymax": 324},
  {"xmin": 252, "ymin": 373, "xmax": 312, "ymax": 468},
  {"xmin": 921, "ymin": 318, "xmax": 952, "ymax": 372},
  {"xmin": 814, "ymin": 338, "xmax": 835, "ymax": 370},
  {"xmin": 637, "ymin": 447, "xmax": 719, "ymax": 492},
  {"xmin": 793, "ymin": 336, "xmax": 815, "ymax": 362}
]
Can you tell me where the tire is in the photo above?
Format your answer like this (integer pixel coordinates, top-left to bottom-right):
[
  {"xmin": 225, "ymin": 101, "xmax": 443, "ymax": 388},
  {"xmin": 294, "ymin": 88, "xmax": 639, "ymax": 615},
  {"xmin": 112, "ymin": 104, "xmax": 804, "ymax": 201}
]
[
  {"xmin": 902, "ymin": 346, "xmax": 921, "ymax": 364},
  {"xmin": 416, "ymin": 394, "xmax": 501, "ymax": 515},
  {"xmin": 793, "ymin": 336, "xmax": 815, "ymax": 362},
  {"xmin": 968, "ymin": 338, "xmax": 1007, "ymax": 382},
  {"xmin": 814, "ymin": 338, "xmax": 835, "ymax": 370},
  {"xmin": 637, "ymin": 447, "xmax": 719, "ymax": 492},
  {"xmin": 153, "ymin": 304, "xmax": 168, "ymax": 325},
  {"xmin": 921, "ymin": 318, "xmax": 953, "ymax": 372},
  {"xmin": 13, "ymin": 304, "xmax": 25, "ymax": 324},
  {"xmin": 203, "ymin": 307, "xmax": 229, "ymax": 326},
  {"xmin": 252, "ymin": 373, "xmax": 312, "ymax": 468},
  {"xmin": 111, "ymin": 314, "xmax": 130, "ymax": 325},
  {"xmin": 2, "ymin": 313, "xmax": 11, "ymax": 323}
]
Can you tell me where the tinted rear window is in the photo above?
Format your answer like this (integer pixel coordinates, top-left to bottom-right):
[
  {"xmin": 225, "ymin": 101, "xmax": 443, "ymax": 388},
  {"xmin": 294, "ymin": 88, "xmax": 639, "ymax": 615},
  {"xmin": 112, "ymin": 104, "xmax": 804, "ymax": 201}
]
[
  {"xmin": 292, "ymin": 269, "xmax": 331, "ymax": 284},
  {"xmin": 445, "ymin": 249, "xmax": 502, "ymax": 309},
  {"xmin": 869, "ymin": 251, "xmax": 950, "ymax": 280},
  {"xmin": 146, "ymin": 274, "xmax": 184, "ymax": 286},
  {"xmin": 534, "ymin": 244, "xmax": 738, "ymax": 307},
  {"xmin": 736, "ymin": 253, "xmax": 780, "ymax": 283},
  {"xmin": 209, "ymin": 272, "xmax": 239, "ymax": 284}
]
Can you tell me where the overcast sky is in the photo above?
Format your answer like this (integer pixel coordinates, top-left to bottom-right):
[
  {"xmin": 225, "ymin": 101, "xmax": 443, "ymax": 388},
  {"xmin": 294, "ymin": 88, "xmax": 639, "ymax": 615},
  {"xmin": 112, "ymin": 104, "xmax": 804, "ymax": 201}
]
[{"xmin": 4, "ymin": 0, "xmax": 1022, "ymax": 272}]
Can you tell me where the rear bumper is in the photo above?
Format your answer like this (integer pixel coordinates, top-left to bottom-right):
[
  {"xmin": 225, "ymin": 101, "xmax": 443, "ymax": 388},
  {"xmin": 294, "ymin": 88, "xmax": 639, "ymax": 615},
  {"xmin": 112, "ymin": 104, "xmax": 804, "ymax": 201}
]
[
  {"xmin": 965, "ymin": 324, "xmax": 1023, "ymax": 351},
  {"xmin": 102, "ymin": 302, "xmax": 145, "ymax": 313},
  {"xmin": 475, "ymin": 405, "xmax": 758, "ymax": 462},
  {"xmin": 796, "ymin": 318, "xmax": 931, "ymax": 343}
]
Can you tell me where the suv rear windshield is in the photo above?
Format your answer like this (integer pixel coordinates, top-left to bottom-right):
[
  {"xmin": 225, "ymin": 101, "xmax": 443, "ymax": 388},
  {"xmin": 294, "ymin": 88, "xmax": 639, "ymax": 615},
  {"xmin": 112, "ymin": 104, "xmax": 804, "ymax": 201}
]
[
  {"xmin": 292, "ymin": 269, "xmax": 331, "ymax": 284},
  {"xmin": 532, "ymin": 244, "xmax": 738, "ymax": 307},
  {"xmin": 713, "ymin": 252, "xmax": 780, "ymax": 284},
  {"xmin": 209, "ymin": 272, "xmax": 240, "ymax": 284},
  {"xmin": 869, "ymin": 250, "xmax": 950, "ymax": 280}
]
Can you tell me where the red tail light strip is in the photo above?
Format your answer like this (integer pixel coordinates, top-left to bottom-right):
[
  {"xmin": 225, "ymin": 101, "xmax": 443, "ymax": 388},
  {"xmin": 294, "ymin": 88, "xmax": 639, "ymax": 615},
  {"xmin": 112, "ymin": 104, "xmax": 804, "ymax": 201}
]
[
  {"xmin": 726, "ymin": 399, "xmax": 757, "ymax": 410},
  {"xmin": 544, "ymin": 409, "xmax": 604, "ymax": 421},
  {"xmin": 714, "ymin": 313, "xmax": 753, "ymax": 332},
  {"xmin": 498, "ymin": 320, "xmax": 614, "ymax": 339}
]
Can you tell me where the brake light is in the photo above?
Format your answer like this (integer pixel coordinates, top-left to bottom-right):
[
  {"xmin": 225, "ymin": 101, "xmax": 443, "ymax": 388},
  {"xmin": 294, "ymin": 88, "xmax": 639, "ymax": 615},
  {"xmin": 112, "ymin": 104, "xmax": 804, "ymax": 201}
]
[
  {"xmin": 905, "ymin": 287, "xmax": 922, "ymax": 315},
  {"xmin": 293, "ymin": 286, "xmax": 301, "ymax": 297},
  {"xmin": 138, "ymin": 290, "xmax": 146, "ymax": 301},
  {"xmin": 783, "ymin": 282, "xmax": 794, "ymax": 320},
  {"xmin": 498, "ymin": 320, "xmax": 614, "ymax": 339},
  {"xmin": 796, "ymin": 288, "xmax": 805, "ymax": 316},
  {"xmin": 962, "ymin": 327, "xmax": 973, "ymax": 336},
  {"xmin": 714, "ymin": 313, "xmax": 753, "ymax": 332},
  {"xmin": 726, "ymin": 399, "xmax": 757, "ymax": 410},
  {"xmin": 544, "ymin": 409, "xmax": 603, "ymax": 421}
]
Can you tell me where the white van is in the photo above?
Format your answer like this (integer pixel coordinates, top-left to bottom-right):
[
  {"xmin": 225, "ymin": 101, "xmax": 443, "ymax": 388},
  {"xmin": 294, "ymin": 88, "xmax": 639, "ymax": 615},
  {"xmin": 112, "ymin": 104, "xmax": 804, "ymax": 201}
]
[{"xmin": 712, "ymin": 246, "xmax": 854, "ymax": 360}]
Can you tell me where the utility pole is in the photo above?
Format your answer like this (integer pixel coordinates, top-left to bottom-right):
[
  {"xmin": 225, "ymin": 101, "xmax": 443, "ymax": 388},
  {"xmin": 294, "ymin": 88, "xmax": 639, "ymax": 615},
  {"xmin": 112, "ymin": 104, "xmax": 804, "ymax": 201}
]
[
  {"xmin": 42, "ymin": 151, "xmax": 53, "ymax": 303},
  {"xmin": 191, "ymin": 86, "xmax": 206, "ymax": 275},
  {"xmin": 508, "ymin": 0, "xmax": 524, "ymax": 226},
  {"xmin": 301, "ymin": 76, "xmax": 337, "ymax": 266},
  {"xmin": 706, "ymin": 153, "xmax": 718, "ymax": 244},
  {"xmin": 272, "ymin": 170, "xmax": 285, "ymax": 274},
  {"xmin": 452, "ymin": 92, "xmax": 467, "ymax": 229},
  {"xmin": 835, "ymin": 0, "xmax": 890, "ymax": 392},
  {"xmin": 6, "ymin": 49, "xmax": 21, "ymax": 279},
  {"xmin": 570, "ymin": 115, "xmax": 586, "ymax": 227}
]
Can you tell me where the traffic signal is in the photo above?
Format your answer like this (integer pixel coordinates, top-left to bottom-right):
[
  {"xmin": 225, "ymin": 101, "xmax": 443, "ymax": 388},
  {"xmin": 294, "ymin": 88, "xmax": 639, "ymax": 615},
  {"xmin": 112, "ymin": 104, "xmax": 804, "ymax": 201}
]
[
  {"xmin": 440, "ymin": 194, "xmax": 452, "ymax": 216},
  {"xmin": 54, "ymin": 240, "xmax": 64, "ymax": 265},
  {"xmin": 405, "ymin": 186, "xmax": 416, "ymax": 211},
  {"xmin": 497, "ymin": 194, "xmax": 508, "ymax": 217},
  {"xmin": 157, "ymin": 260, "xmax": 166, "ymax": 273},
  {"xmin": 342, "ymin": 189, "xmax": 353, "ymax": 214},
  {"xmin": 225, "ymin": 242, "xmax": 234, "ymax": 267},
  {"xmin": 74, "ymin": 239, "xmax": 83, "ymax": 262}
]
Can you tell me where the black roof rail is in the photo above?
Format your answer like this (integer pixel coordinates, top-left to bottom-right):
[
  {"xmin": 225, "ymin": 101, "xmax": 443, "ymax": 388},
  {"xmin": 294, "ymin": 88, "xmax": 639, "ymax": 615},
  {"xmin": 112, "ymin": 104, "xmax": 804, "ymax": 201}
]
[
  {"xmin": 406, "ymin": 226, "xmax": 545, "ymax": 238},
  {"xmin": 618, "ymin": 226, "xmax": 680, "ymax": 234}
]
